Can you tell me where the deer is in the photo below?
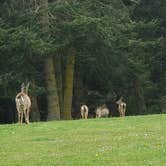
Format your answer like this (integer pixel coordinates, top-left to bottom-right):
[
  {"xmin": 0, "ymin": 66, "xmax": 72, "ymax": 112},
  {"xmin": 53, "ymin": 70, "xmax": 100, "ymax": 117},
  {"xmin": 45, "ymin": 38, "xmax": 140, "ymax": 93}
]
[
  {"xmin": 116, "ymin": 97, "xmax": 126, "ymax": 117},
  {"xmin": 95, "ymin": 104, "xmax": 109, "ymax": 118},
  {"xmin": 80, "ymin": 104, "xmax": 89, "ymax": 119},
  {"xmin": 15, "ymin": 82, "xmax": 31, "ymax": 124}
]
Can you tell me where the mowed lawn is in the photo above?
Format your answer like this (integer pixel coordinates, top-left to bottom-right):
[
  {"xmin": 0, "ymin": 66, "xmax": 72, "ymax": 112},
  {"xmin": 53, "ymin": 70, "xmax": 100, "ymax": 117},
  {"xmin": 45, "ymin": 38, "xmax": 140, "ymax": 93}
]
[{"xmin": 0, "ymin": 114, "xmax": 166, "ymax": 166}]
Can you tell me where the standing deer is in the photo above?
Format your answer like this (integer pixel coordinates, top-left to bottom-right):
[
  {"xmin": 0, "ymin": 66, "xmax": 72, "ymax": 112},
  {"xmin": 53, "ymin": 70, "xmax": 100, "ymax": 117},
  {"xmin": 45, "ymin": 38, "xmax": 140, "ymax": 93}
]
[
  {"xmin": 116, "ymin": 97, "xmax": 126, "ymax": 117},
  {"xmin": 95, "ymin": 104, "xmax": 109, "ymax": 118},
  {"xmin": 15, "ymin": 82, "xmax": 31, "ymax": 124},
  {"xmin": 80, "ymin": 105, "xmax": 89, "ymax": 119}
]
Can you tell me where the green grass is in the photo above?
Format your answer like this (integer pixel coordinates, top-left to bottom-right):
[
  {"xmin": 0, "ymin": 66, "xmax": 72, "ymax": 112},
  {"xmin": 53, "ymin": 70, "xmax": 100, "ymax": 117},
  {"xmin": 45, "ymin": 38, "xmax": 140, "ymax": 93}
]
[{"xmin": 0, "ymin": 114, "xmax": 166, "ymax": 166}]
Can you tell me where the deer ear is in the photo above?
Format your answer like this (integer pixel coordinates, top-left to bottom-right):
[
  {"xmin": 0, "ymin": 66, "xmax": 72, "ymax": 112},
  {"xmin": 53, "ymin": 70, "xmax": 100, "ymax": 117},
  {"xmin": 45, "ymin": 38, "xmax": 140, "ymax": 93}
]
[
  {"xmin": 26, "ymin": 82, "xmax": 30, "ymax": 89},
  {"xmin": 26, "ymin": 82, "xmax": 30, "ymax": 93},
  {"xmin": 21, "ymin": 82, "xmax": 25, "ymax": 88}
]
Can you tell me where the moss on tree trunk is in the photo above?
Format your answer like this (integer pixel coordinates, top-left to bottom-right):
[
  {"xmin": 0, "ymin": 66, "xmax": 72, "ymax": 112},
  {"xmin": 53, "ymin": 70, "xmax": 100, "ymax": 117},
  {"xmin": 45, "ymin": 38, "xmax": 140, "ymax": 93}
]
[{"xmin": 62, "ymin": 48, "xmax": 75, "ymax": 120}]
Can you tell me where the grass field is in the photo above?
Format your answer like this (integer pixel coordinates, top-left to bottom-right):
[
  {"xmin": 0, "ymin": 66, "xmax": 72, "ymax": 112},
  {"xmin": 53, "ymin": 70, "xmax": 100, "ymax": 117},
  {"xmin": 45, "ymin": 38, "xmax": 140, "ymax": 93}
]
[{"xmin": 0, "ymin": 114, "xmax": 166, "ymax": 166}]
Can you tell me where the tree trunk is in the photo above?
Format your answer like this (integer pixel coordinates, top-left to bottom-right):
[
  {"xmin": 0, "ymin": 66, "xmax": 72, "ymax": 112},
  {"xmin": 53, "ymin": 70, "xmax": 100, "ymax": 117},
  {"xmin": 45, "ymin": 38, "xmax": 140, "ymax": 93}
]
[
  {"xmin": 45, "ymin": 57, "xmax": 61, "ymax": 120},
  {"xmin": 29, "ymin": 80, "xmax": 40, "ymax": 122},
  {"xmin": 73, "ymin": 69, "xmax": 85, "ymax": 119},
  {"xmin": 62, "ymin": 48, "xmax": 75, "ymax": 120},
  {"xmin": 30, "ymin": 95, "xmax": 40, "ymax": 122},
  {"xmin": 134, "ymin": 80, "xmax": 146, "ymax": 114},
  {"xmin": 40, "ymin": 0, "xmax": 61, "ymax": 120},
  {"xmin": 54, "ymin": 55, "xmax": 63, "ymax": 119}
]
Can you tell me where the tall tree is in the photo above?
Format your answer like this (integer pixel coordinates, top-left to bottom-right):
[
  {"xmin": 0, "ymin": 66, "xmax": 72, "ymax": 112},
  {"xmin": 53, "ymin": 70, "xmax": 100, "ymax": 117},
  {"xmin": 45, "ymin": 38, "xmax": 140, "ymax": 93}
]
[
  {"xmin": 54, "ymin": 54, "xmax": 63, "ymax": 118},
  {"xmin": 125, "ymin": 0, "xmax": 166, "ymax": 113},
  {"xmin": 39, "ymin": 0, "xmax": 61, "ymax": 120},
  {"xmin": 30, "ymin": 80, "xmax": 40, "ymax": 121},
  {"xmin": 62, "ymin": 48, "xmax": 75, "ymax": 119}
]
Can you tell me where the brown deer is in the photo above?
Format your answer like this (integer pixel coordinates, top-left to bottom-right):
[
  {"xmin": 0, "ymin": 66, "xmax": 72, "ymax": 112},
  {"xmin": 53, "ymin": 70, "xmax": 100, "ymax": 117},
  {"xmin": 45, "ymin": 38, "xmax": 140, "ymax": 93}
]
[
  {"xmin": 15, "ymin": 82, "xmax": 31, "ymax": 124},
  {"xmin": 80, "ymin": 105, "xmax": 89, "ymax": 119},
  {"xmin": 95, "ymin": 104, "xmax": 109, "ymax": 118},
  {"xmin": 116, "ymin": 97, "xmax": 126, "ymax": 117}
]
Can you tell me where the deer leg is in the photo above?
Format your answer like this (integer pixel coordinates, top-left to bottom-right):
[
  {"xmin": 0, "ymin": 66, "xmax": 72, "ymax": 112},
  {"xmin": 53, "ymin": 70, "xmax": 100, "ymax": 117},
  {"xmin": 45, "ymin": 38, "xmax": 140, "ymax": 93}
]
[
  {"xmin": 123, "ymin": 110, "xmax": 126, "ymax": 117},
  {"xmin": 26, "ymin": 108, "xmax": 30, "ymax": 124},
  {"xmin": 20, "ymin": 111, "xmax": 23, "ymax": 124},
  {"xmin": 16, "ymin": 105, "xmax": 20, "ymax": 124},
  {"xmin": 18, "ymin": 112, "xmax": 21, "ymax": 124},
  {"xmin": 124, "ymin": 108, "xmax": 126, "ymax": 117},
  {"xmin": 122, "ymin": 110, "xmax": 124, "ymax": 117},
  {"xmin": 24, "ymin": 109, "xmax": 28, "ymax": 124},
  {"xmin": 119, "ymin": 110, "xmax": 122, "ymax": 117},
  {"xmin": 96, "ymin": 113, "xmax": 100, "ymax": 118},
  {"xmin": 85, "ymin": 112, "xmax": 88, "ymax": 119},
  {"xmin": 81, "ymin": 112, "xmax": 84, "ymax": 119},
  {"xmin": 121, "ymin": 111, "xmax": 123, "ymax": 117}
]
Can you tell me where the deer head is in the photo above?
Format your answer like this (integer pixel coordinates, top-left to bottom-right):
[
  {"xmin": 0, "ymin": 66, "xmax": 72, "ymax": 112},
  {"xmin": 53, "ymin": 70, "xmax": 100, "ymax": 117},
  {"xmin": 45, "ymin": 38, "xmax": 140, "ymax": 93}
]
[{"xmin": 21, "ymin": 82, "xmax": 30, "ymax": 94}]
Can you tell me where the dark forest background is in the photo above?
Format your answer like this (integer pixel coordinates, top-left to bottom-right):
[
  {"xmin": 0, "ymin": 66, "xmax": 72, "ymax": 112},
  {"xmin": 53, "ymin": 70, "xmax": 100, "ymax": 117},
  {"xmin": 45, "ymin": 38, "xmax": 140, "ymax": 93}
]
[{"xmin": 0, "ymin": 0, "xmax": 166, "ymax": 123}]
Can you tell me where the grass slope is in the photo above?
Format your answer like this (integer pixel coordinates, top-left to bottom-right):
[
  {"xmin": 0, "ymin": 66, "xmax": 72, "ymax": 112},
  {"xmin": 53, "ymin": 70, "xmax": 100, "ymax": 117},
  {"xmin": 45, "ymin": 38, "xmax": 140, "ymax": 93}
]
[{"xmin": 0, "ymin": 114, "xmax": 166, "ymax": 166}]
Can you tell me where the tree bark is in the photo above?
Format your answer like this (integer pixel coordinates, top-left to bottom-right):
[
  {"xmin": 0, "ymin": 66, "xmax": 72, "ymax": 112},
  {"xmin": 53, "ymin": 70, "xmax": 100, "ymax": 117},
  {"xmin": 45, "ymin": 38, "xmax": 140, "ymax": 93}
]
[
  {"xmin": 73, "ymin": 69, "xmax": 85, "ymax": 119},
  {"xmin": 40, "ymin": 0, "xmax": 61, "ymax": 120},
  {"xmin": 29, "ymin": 80, "xmax": 40, "ymax": 122},
  {"xmin": 62, "ymin": 48, "xmax": 75, "ymax": 120},
  {"xmin": 30, "ymin": 95, "xmax": 40, "ymax": 122},
  {"xmin": 54, "ymin": 55, "xmax": 63, "ymax": 119},
  {"xmin": 45, "ymin": 57, "xmax": 60, "ymax": 120},
  {"xmin": 134, "ymin": 80, "xmax": 146, "ymax": 114}
]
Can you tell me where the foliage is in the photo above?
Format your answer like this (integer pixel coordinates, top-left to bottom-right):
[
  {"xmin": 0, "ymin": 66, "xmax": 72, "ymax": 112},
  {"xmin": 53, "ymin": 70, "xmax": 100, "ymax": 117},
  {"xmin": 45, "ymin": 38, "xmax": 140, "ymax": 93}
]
[{"xmin": 0, "ymin": 0, "xmax": 165, "ymax": 121}]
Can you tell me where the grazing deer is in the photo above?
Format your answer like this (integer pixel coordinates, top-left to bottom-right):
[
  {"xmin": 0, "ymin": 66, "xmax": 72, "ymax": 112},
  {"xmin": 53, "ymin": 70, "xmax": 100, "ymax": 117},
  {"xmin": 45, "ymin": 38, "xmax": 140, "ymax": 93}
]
[
  {"xmin": 15, "ymin": 82, "xmax": 31, "ymax": 124},
  {"xmin": 96, "ymin": 105, "xmax": 109, "ymax": 118},
  {"xmin": 116, "ymin": 97, "xmax": 126, "ymax": 117},
  {"xmin": 80, "ymin": 105, "xmax": 89, "ymax": 119}
]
